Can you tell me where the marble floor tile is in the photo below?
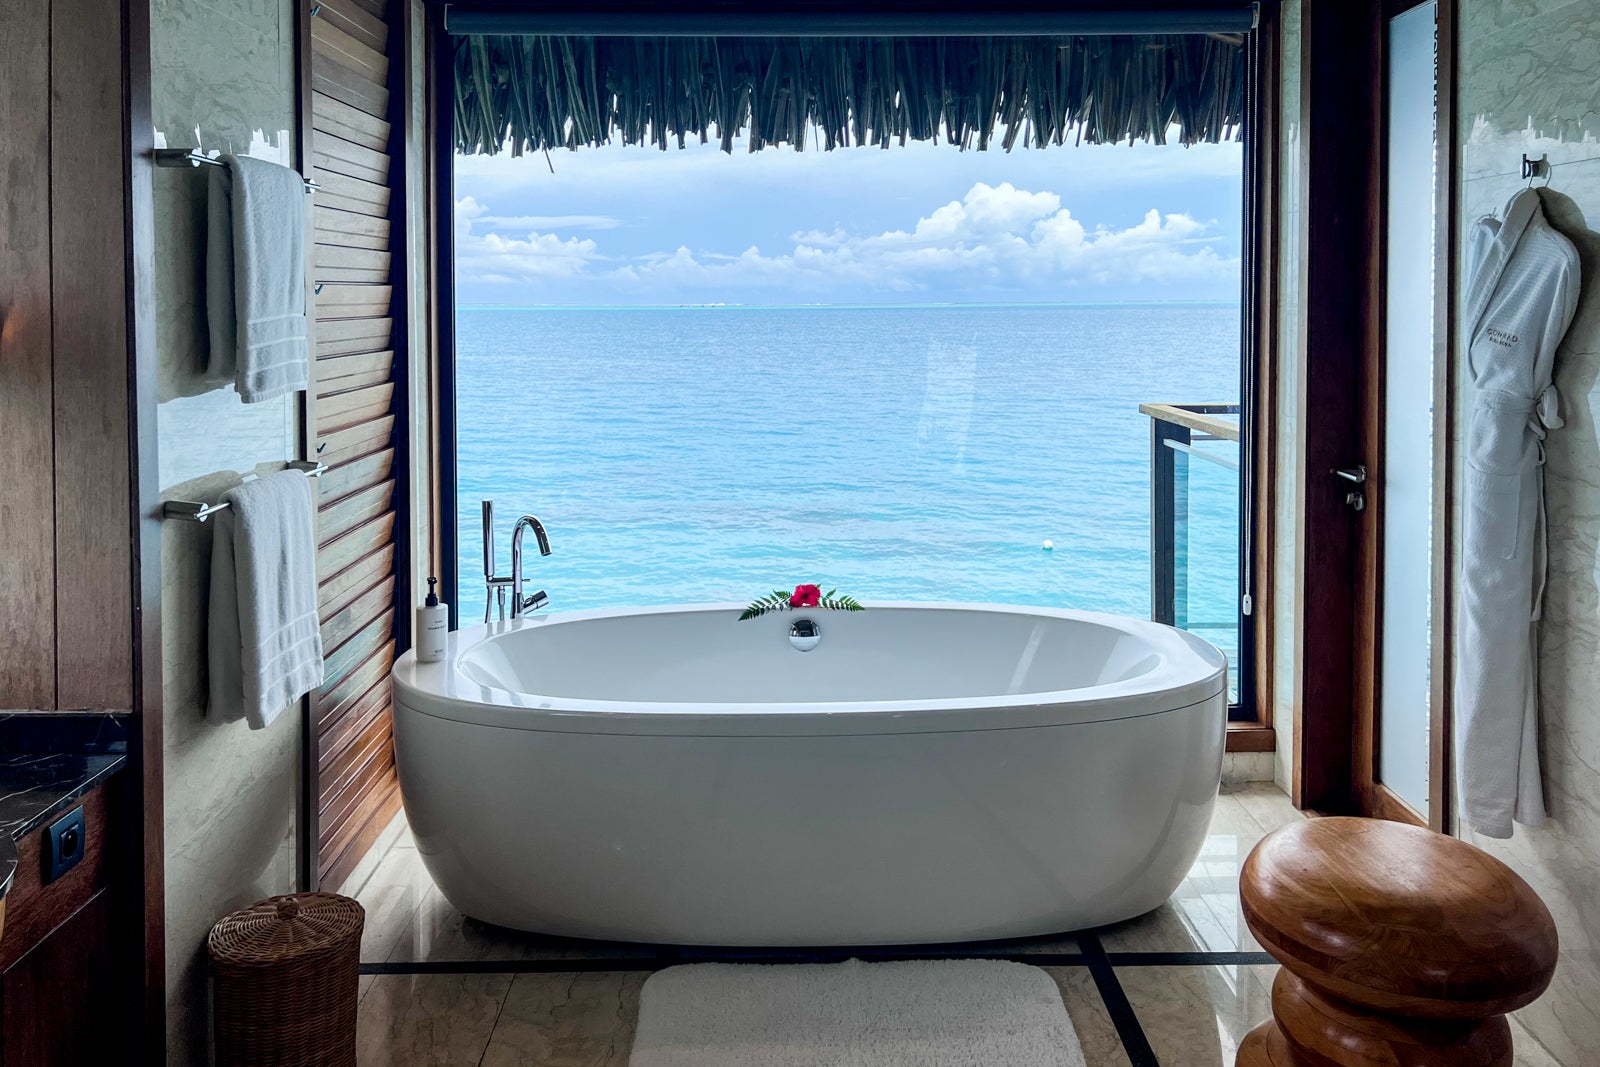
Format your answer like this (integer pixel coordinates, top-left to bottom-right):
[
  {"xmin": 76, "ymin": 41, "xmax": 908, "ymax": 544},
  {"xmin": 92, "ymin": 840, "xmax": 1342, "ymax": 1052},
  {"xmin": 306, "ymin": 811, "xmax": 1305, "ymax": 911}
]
[
  {"xmin": 480, "ymin": 971, "xmax": 648, "ymax": 1067},
  {"xmin": 385, "ymin": 884, "xmax": 544, "ymax": 963},
  {"xmin": 355, "ymin": 845, "xmax": 436, "ymax": 965},
  {"xmin": 356, "ymin": 973, "xmax": 513, "ymax": 1066},
  {"xmin": 1231, "ymin": 781, "xmax": 1306, "ymax": 834},
  {"xmin": 1044, "ymin": 966, "xmax": 1134, "ymax": 1067},
  {"xmin": 385, "ymin": 883, "xmax": 658, "ymax": 964},
  {"xmin": 339, "ymin": 808, "xmax": 414, "ymax": 899},
  {"xmin": 1515, "ymin": 1036, "xmax": 1567, "ymax": 1066},
  {"xmin": 1116, "ymin": 963, "xmax": 1278, "ymax": 1067},
  {"xmin": 1511, "ymin": 1018, "xmax": 1567, "ymax": 1067},
  {"xmin": 1116, "ymin": 884, "xmax": 1251, "ymax": 954}
]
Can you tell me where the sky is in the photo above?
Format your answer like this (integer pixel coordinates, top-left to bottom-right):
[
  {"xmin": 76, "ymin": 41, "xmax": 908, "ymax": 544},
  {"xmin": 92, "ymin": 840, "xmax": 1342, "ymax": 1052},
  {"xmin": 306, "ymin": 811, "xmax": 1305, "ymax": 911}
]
[{"xmin": 453, "ymin": 132, "xmax": 1244, "ymax": 307}]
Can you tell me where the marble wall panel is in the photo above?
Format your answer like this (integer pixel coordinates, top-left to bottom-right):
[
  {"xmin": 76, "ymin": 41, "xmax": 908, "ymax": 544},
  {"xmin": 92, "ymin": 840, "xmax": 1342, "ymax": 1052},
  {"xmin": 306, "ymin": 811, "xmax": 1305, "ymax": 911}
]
[
  {"xmin": 1457, "ymin": 1, "xmax": 1600, "ymax": 1062},
  {"xmin": 148, "ymin": 0, "xmax": 305, "ymax": 1060},
  {"xmin": 1222, "ymin": 751, "xmax": 1277, "ymax": 785}
]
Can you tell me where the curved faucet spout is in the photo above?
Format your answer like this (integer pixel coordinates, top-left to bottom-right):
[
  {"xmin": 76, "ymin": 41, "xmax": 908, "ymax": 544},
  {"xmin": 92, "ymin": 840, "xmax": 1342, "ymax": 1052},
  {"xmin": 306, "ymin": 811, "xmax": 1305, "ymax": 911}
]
[
  {"xmin": 510, "ymin": 515, "xmax": 552, "ymax": 618},
  {"xmin": 515, "ymin": 515, "xmax": 551, "ymax": 558}
]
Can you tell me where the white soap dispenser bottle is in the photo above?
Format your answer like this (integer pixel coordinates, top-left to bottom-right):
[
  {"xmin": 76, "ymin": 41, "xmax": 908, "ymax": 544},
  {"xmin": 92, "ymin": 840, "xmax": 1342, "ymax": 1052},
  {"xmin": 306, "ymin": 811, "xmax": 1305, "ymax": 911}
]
[{"xmin": 416, "ymin": 577, "xmax": 448, "ymax": 663}]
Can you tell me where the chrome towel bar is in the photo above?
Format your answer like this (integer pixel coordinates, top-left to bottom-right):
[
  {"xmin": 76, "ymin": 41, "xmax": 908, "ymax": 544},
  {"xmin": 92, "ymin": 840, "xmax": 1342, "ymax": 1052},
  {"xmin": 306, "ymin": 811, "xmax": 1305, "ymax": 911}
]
[
  {"xmin": 162, "ymin": 461, "xmax": 327, "ymax": 523},
  {"xmin": 153, "ymin": 148, "xmax": 320, "ymax": 193}
]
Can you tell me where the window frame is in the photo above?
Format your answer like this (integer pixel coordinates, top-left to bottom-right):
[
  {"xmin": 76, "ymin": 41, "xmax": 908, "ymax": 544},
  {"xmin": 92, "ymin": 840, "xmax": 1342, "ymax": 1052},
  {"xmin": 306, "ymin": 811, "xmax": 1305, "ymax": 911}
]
[{"xmin": 427, "ymin": 10, "xmax": 1278, "ymax": 751}]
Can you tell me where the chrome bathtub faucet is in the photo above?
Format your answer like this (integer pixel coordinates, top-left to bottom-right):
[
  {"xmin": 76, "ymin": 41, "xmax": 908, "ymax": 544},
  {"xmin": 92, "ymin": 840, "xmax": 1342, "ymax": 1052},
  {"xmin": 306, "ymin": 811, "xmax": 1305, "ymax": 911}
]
[{"xmin": 481, "ymin": 500, "xmax": 552, "ymax": 622}]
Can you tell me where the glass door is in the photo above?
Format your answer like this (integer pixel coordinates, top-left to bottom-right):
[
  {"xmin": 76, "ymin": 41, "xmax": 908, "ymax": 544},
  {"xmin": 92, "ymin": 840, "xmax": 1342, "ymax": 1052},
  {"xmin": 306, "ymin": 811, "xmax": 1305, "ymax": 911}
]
[{"xmin": 1354, "ymin": 0, "xmax": 1451, "ymax": 826}]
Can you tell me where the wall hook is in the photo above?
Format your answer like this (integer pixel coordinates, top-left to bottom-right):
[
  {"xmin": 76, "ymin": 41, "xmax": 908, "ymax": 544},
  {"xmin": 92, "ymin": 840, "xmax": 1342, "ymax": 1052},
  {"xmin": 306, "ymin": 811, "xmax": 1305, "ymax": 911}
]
[{"xmin": 1522, "ymin": 153, "xmax": 1551, "ymax": 185}]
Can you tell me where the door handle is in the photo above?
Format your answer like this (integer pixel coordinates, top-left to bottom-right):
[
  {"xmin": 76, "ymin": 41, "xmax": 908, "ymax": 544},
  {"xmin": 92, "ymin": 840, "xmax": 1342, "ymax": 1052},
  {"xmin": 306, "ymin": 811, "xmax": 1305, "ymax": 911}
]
[
  {"xmin": 1333, "ymin": 466, "xmax": 1367, "ymax": 484},
  {"xmin": 1333, "ymin": 465, "xmax": 1367, "ymax": 511}
]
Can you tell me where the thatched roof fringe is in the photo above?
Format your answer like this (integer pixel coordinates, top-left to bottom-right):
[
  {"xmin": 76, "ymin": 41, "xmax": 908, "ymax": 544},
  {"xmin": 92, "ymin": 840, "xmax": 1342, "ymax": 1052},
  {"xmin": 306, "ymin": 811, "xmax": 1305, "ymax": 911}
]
[{"xmin": 452, "ymin": 34, "xmax": 1245, "ymax": 156}]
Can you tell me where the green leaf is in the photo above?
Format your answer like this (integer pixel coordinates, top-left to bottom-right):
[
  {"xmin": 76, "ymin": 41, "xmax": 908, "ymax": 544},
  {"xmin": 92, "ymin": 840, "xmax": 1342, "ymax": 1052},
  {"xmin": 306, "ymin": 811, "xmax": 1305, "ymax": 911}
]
[{"xmin": 743, "ymin": 585, "xmax": 865, "ymax": 619}]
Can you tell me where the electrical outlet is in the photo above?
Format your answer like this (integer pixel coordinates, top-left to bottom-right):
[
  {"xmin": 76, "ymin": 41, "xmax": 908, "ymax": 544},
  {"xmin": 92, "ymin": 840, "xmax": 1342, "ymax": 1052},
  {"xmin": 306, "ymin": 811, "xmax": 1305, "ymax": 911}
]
[{"xmin": 46, "ymin": 806, "xmax": 86, "ymax": 885}]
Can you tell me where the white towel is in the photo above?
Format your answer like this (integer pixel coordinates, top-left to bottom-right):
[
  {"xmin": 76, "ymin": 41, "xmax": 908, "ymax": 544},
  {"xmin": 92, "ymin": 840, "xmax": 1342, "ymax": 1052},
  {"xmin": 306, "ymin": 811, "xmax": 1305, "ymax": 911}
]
[
  {"xmin": 207, "ymin": 470, "xmax": 325, "ymax": 730},
  {"xmin": 206, "ymin": 154, "xmax": 309, "ymax": 403}
]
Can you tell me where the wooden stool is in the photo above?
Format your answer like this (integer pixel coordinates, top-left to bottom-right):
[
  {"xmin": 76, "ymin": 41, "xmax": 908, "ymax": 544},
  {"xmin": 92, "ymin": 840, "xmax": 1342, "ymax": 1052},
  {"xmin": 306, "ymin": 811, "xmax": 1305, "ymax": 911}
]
[{"xmin": 1236, "ymin": 817, "xmax": 1557, "ymax": 1067}]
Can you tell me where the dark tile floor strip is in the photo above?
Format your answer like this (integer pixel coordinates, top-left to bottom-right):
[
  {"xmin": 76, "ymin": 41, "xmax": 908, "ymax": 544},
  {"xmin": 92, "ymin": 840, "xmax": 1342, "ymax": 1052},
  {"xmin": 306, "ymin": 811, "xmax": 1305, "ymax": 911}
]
[
  {"xmin": 362, "ymin": 950, "xmax": 1093, "ymax": 975},
  {"xmin": 363, "ymin": 958, "xmax": 676, "ymax": 975},
  {"xmin": 1106, "ymin": 950, "xmax": 1276, "ymax": 967},
  {"xmin": 1077, "ymin": 932, "xmax": 1160, "ymax": 1067}
]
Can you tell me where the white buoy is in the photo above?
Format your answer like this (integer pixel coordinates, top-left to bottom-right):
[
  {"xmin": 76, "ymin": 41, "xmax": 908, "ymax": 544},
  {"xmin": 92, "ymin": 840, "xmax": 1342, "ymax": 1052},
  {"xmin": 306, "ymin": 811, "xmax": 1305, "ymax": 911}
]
[{"xmin": 1042, "ymin": 539, "xmax": 1054, "ymax": 551}]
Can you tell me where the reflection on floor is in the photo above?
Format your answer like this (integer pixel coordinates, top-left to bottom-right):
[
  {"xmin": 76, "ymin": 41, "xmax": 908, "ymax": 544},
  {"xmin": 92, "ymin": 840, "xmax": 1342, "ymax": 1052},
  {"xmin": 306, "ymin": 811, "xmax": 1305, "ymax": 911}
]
[{"xmin": 346, "ymin": 784, "xmax": 1563, "ymax": 1066}]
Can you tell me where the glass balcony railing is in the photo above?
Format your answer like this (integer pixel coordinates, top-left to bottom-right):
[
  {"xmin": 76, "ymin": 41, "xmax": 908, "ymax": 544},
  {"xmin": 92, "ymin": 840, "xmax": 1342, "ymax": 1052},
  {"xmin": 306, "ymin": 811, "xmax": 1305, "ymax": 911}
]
[{"xmin": 1140, "ymin": 403, "xmax": 1243, "ymax": 706}]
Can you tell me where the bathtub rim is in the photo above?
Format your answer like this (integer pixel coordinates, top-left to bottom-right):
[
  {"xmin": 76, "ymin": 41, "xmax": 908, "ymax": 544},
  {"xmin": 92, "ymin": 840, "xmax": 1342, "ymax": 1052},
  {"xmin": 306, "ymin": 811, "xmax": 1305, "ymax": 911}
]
[{"xmin": 393, "ymin": 601, "xmax": 1228, "ymax": 738}]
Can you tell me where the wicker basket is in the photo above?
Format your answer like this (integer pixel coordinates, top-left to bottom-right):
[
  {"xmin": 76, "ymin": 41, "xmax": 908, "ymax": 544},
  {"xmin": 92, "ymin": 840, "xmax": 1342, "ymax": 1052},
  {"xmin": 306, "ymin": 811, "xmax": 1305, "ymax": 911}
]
[{"xmin": 209, "ymin": 892, "xmax": 365, "ymax": 1067}]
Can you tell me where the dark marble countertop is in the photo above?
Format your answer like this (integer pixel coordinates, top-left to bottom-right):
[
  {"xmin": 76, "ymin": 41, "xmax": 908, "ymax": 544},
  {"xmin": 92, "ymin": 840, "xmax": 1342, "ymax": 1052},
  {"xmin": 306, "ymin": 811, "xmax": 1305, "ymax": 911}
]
[{"xmin": 0, "ymin": 753, "xmax": 126, "ymax": 900}]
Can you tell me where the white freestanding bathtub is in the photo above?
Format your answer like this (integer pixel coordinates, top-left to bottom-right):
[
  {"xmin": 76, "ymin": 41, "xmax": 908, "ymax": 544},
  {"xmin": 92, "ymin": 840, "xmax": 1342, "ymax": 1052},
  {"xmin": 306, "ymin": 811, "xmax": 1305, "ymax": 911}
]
[{"xmin": 391, "ymin": 602, "xmax": 1227, "ymax": 946}]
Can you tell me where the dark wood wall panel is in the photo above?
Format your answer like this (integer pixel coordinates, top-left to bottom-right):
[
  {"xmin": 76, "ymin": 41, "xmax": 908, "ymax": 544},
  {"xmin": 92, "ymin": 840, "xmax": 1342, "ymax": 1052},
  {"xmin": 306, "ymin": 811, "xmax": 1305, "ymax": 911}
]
[
  {"xmin": 1, "ymin": 0, "xmax": 161, "ymax": 1047},
  {"xmin": 0, "ymin": 783, "xmax": 114, "ymax": 971},
  {"xmin": 50, "ymin": 0, "xmax": 134, "ymax": 709},
  {"xmin": 0, "ymin": 0, "xmax": 57, "ymax": 710},
  {"xmin": 1, "ymin": 0, "xmax": 138, "ymax": 714},
  {"xmin": 309, "ymin": 0, "xmax": 409, "ymax": 892},
  {"xmin": 2, "ymin": 891, "xmax": 118, "ymax": 1065}
]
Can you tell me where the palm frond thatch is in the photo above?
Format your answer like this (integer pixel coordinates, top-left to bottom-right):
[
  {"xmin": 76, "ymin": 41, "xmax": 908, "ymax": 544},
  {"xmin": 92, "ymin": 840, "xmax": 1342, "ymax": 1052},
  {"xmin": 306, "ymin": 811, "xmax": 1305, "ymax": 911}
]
[{"xmin": 452, "ymin": 34, "xmax": 1246, "ymax": 156}]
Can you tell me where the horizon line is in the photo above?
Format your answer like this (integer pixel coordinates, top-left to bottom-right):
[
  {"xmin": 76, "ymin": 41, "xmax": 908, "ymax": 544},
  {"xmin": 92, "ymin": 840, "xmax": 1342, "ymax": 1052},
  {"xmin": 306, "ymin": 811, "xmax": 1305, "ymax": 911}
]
[{"xmin": 457, "ymin": 299, "xmax": 1242, "ymax": 311}]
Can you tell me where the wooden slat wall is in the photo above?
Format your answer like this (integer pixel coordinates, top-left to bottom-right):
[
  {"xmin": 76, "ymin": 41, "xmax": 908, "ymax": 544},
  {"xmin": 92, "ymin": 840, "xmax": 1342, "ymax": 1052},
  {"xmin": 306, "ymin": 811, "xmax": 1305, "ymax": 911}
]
[{"xmin": 310, "ymin": 0, "xmax": 408, "ymax": 892}]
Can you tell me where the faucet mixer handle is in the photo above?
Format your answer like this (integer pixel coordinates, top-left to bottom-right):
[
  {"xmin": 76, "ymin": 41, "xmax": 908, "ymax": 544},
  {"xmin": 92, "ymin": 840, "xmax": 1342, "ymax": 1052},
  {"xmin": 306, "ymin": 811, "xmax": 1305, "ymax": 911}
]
[{"xmin": 484, "ymin": 575, "xmax": 513, "ymax": 622}]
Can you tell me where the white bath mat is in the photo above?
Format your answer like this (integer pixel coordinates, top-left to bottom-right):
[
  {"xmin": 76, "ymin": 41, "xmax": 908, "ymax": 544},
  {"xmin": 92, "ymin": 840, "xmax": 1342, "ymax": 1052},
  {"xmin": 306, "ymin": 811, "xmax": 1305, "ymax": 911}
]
[{"xmin": 628, "ymin": 959, "xmax": 1086, "ymax": 1067}]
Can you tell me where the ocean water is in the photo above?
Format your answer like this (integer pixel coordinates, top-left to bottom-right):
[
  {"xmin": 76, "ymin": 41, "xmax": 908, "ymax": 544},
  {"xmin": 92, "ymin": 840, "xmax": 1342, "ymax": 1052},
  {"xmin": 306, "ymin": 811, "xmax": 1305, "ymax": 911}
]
[{"xmin": 455, "ymin": 304, "xmax": 1242, "ymax": 650}]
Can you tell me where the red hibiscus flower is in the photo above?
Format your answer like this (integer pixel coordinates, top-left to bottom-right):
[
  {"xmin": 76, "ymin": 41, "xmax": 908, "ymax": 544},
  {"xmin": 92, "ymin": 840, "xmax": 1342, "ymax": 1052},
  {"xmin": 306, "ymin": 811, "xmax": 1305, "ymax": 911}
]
[{"xmin": 789, "ymin": 584, "xmax": 822, "ymax": 608}]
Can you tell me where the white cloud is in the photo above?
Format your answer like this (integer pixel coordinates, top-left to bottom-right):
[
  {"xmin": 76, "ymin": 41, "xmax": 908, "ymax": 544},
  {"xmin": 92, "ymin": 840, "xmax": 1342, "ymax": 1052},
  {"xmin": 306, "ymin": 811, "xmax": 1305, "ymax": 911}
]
[
  {"xmin": 478, "ymin": 213, "xmax": 621, "ymax": 231},
  {"xmin": 454, "ymin": 182, "xmax": 1238, "ymax": 298},
  {"xmin": 455, "ymin": 195, "xmax": 603, "ymax": 283}
]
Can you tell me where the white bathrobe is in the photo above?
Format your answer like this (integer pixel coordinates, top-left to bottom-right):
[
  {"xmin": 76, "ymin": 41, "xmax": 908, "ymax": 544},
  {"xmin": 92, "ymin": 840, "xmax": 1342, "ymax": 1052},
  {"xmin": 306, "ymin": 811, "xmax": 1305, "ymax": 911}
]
[{"xmin": 1456, "ymin": 188, "xmax": 1580, "ymax": 838}]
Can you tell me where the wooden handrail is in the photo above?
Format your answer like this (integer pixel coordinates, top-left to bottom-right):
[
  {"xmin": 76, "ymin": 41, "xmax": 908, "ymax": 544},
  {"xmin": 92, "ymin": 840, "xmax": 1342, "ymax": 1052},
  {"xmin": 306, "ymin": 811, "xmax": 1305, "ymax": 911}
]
[{"xmin": 1138, "ymin": 402, "xmax": 1241, "ymax": 442}]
